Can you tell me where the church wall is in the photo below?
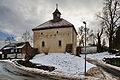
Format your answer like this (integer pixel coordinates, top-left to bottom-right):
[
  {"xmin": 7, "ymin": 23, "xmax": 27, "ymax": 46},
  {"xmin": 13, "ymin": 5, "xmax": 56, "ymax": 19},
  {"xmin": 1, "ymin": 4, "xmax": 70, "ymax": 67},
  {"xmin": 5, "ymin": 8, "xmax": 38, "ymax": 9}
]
[
  {"xmin": 72, "ymin": 28, "xmax": 77, "ymax": 55},
  {"xmin": 33, "ymin": 27, "xmax": 77, "ymax": 54}
]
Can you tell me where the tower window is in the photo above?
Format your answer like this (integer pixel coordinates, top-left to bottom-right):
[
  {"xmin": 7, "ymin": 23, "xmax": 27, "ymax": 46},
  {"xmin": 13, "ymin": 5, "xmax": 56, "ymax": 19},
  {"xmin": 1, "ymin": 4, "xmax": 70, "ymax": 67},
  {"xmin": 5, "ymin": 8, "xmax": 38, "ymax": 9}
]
[
  {"xmin": 41, "ymin": 32, "xmax": 43, "ymax": 35},
  {"xmin": 42, "ymin": 41, "xmax": 45, "ymax": 47},
  {"xmin": 59, "ymin": 40, "xmax": 62, "ymax": 46},
  {"xmin": 57, "ymin": 31, "xmax": 58, "ymax": 34}
]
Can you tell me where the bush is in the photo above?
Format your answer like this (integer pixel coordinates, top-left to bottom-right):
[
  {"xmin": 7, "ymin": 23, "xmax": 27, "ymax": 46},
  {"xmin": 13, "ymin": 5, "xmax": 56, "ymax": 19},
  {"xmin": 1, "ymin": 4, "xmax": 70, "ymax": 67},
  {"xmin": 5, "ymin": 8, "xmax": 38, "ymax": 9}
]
[
  {"xmin": 25, "ymin": 52, "xmax": 39, "ymax": 62},
  {"xmin": 42, "ymin": 47, "xmax": 50, "ymax": 55},
  {"xmin": 103, "ymin": 58, "xmax": 120, "ymax": 67},
  {"xmin": 17, "ymin": 60, "xmax": 55, "ymax": 72}
]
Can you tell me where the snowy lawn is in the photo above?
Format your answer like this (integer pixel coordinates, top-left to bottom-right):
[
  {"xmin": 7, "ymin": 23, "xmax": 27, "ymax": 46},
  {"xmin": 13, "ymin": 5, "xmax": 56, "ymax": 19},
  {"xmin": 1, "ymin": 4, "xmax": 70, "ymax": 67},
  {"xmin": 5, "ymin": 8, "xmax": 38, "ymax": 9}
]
[
  {"xmin": 86, "ymin": 52, "xmax": 115, "ymax": 60},
  {"xmin": 30, "ymin": 53, "xmax": 94, "ymax": 75},
  {"xmin": 30, "ymin": 52, "xmax": 116, "ymax": 75},
  {"xmin": 81, "ymin": 46, "xmax": 97, "ymax": 53}
]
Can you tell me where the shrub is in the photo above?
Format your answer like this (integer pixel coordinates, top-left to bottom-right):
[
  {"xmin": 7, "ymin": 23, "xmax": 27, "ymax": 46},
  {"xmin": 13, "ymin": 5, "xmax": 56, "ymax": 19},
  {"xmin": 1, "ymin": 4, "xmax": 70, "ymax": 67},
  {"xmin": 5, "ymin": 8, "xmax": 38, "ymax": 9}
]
[
  {"xmin": 103, "ymin": 58, "xmax": 120, "ymax": 67},
  {"xmin": 42, "ymin": 47, "xmax": 50, "ymax": 55},
  {"xmin": 16, "ymin": 60, "xmax": 55, "ymax": 72}
]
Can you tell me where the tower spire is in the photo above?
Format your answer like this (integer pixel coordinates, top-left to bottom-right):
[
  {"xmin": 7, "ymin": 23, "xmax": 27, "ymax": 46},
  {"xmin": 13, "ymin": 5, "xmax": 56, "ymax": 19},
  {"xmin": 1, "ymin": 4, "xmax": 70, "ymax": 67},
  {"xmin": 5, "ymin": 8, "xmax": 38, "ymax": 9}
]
[
  {"xmin": 53, "ymin": 4, "xmax": 61, "ymax": 21},
  {"xmin": 56, "ymin": 4, "xmax": 58, "ymax": 9}
]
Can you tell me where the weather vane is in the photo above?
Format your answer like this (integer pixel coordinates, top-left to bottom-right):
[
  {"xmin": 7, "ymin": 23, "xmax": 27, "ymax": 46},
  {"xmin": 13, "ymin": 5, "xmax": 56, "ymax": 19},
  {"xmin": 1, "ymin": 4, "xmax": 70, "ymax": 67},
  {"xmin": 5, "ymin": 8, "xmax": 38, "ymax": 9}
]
[{"xmin": 56, "ymin": 4, "xmax": 58, "ymax": 9}]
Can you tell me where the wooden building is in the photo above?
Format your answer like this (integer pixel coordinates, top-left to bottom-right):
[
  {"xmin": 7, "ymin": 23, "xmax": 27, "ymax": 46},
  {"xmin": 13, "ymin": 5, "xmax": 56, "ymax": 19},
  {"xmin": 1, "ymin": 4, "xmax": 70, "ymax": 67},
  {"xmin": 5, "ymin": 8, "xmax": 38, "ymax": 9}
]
[{"xmin": 1, "ymin": 42, "xmax": 33, "ymax": 59}]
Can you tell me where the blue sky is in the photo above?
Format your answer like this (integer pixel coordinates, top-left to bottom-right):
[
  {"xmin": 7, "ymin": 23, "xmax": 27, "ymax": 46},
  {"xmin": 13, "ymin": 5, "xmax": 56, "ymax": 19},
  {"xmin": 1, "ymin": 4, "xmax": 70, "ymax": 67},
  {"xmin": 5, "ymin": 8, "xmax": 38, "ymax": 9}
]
[
  {"xmin": 0, "ymin": 0, "xmax": 104, "ymax": 37},
  {"xmin": 0, "ymin": 30, "xmax": 15, "ymax": 39}
]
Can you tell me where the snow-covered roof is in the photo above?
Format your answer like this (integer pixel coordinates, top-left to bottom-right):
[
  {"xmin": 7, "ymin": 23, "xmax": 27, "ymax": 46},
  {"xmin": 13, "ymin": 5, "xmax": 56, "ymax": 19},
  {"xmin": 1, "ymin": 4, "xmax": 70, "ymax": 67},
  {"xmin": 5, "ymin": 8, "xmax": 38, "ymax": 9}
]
[
  {"xmin": 17, "ymin": 44, "xmax": 25, "ymax": 48},
  {"xmin": 3, "ymin": 47, "xmax": 13, "ymax": 50},
  {"xmin": 2, "ymin": 42, "xmax": 28, "ymax": 50}
]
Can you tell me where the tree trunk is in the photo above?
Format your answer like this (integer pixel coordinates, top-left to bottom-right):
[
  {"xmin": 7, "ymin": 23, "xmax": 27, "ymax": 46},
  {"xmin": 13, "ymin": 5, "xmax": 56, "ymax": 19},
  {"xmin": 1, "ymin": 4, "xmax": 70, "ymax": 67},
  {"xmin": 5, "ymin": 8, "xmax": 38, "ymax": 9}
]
[
  {"xmin": 97, "ymin": 36, "xmax": 101, "ymax": 53},
  {"xmin": 108, "ymin": 35, "xmax": 112, "ymax": 53}
]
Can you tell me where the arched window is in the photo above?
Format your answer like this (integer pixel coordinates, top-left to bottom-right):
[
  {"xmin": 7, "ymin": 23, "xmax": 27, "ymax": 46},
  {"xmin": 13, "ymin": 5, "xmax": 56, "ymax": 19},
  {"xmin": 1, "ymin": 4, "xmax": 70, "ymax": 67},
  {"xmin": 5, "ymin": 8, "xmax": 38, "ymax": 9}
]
[
  {"xmin": 57, "ymin": 31, "xmax": 58, "ymax": 34},
  {"xmin": 42, "ymin": 41, "xmax": 45, "ymax": 47},
  {"xmin": 59, "ymin": 40, "xmax": 62, "ymax": 46}
]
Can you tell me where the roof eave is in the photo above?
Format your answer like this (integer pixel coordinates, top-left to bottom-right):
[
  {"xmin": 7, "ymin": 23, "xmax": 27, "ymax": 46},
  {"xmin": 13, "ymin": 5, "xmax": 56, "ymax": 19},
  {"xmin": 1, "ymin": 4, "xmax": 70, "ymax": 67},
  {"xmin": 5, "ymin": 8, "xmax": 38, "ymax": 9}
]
[
  {"xmin": 32, "ymin": 26, "xmax": 73, "ymax": 31},
  {"xmin": 32, "ymin": 26, "xmax": 78, "ymax": 35}
]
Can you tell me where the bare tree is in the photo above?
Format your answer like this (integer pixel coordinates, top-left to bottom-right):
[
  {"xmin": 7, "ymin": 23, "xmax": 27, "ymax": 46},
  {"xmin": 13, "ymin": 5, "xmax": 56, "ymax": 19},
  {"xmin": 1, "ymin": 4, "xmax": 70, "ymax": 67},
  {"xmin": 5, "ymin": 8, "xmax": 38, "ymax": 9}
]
[
  {"xmin": 22, "ymin": 30, "xmax": 33, "ymax": 60},
  {"xmin": 97, "ymin": 0, "xmax": 120, "ymax": 52},
  {"xmin": 88, "ymin": 30, "xmax": 97, "ymax": 46},
  {"xmin": 22, "ymin": 30, "xmax": 32, "ymax": 43},
  {"xmin": 78, "ymin": 26, "xmax": 84, "ymax": 46},
  {"xmin": 78, "ymin": 26, "xmax": 94, "ymax": 47},
  {"xmin": 97, "ymin": 23, "xmax": 104, "ymax": 52},
  {"xmin": 102, "ymin": 38, "xmax": 106, "ymax": 47},
  {"xmin": 5, "ymin": 37, "xmax": 15, "ymax": 44}
]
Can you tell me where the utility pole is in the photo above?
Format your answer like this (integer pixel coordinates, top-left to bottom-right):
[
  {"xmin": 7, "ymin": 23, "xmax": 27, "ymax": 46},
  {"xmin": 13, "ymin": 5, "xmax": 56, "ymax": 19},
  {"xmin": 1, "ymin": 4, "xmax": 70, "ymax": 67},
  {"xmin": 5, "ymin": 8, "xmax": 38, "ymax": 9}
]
[{"xmin": 83, "ymin": 21, "xmax": 87, "ymax": 75}]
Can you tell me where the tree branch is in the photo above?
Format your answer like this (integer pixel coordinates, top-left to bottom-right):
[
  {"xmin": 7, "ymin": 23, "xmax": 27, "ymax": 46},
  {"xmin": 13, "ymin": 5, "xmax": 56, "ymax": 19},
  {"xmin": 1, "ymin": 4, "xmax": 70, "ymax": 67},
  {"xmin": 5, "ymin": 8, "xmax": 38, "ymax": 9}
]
[
  {"xmin": 97, "ymin": 15, "xmax": 110, "ymax": 24},
  {"xmin": 113, "ymin": 16, "xmax": 120, "ymax": 24}
]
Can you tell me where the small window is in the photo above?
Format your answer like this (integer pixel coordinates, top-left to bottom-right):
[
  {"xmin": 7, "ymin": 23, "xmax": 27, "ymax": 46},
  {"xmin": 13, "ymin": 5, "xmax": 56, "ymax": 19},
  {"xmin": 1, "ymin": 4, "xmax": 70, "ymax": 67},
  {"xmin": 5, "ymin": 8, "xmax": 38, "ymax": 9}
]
[
  {"xmin": 68, "ymin": 33, "xmax": 69, "ymax": 35},
  {"xmin": 16, "ymin": 49, "xmax": 17, "ymax": 52},
  {"xmin": 19, "ymin": 49, "xmax": 22, "ymax": 52},
  {"xmin": 42, "ymin": 41, "xmax": 45, "ymax": 47},
  {"xmin": 11, "ymin": 49, "xmax": 14, "ymax": 53},
  {"xmin": 59, "ymin": 40, "xmax": 62, "ymax": 46},
  {"xmin": 57, "ymin": 31, "xmax": 58, "ymax": 34},
  {"xmin": 41, "ymin": 32, "xmax": 43, "ymax": 35},
  {"xmin": 50, "ymin": 35, "xmax": 52, "ymax": 37}
]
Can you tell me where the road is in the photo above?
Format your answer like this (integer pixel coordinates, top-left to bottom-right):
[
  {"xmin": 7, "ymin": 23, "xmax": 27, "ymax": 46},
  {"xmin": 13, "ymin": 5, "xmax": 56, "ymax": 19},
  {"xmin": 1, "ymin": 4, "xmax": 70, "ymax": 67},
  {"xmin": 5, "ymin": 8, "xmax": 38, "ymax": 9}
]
[
  {"xmin": 0, "ymin": 61, "xmax": 64, "ymax": 80},
  {"xmin": 87, "ymin": 58, "xmax": 120, "ymax": 78}
]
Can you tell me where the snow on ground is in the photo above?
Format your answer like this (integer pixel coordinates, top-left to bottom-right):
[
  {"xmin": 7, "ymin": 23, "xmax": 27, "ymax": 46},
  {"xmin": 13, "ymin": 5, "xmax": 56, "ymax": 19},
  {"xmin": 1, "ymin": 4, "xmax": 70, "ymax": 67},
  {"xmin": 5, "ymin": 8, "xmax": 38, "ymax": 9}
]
[
  {"xmin": 81, "ymin": 46, "xmax": 97, "ymax": 53},
  {"xmin": 30, "ymin": 52, "xmax": 116, "ymax": 75},
  {"xmin": 86, "ymin": 52, "xmax": 115, "ymax": 60},
  {"xmin": 30, "ymin": 53, "xmax": 94, "ymax": 75}
]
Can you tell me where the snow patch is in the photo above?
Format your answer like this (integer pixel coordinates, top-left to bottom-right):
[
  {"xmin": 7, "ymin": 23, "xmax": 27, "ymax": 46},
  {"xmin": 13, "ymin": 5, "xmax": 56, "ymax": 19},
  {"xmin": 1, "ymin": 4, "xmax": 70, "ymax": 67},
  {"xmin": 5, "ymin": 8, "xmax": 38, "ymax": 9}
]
[
  {"xmin": 30, "ymin": 53, "xmax": 95, "ymax": 75},
  {"xmin": 87, "ymin": 52, "xmax": 115, "ymax": 60}
]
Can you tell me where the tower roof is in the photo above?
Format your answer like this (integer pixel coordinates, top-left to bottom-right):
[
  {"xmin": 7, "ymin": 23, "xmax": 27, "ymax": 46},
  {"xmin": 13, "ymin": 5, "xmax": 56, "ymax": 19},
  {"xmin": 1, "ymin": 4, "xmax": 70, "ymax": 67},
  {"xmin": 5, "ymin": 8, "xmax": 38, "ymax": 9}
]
[
  {"xmin": 53, "ymin": 4, "xmax": 61, "ymax": 20},
  {"xmin": 53, "ymin": 8, "xmax": 61, "ymax": 15},
  {"xmin": 53, "ymin": 4, "xmax": 61, "ymax": 15}
]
